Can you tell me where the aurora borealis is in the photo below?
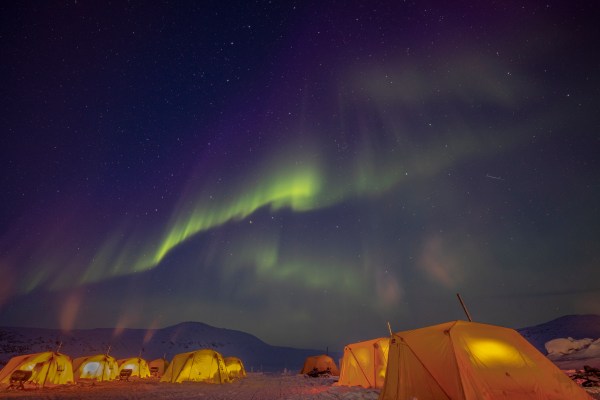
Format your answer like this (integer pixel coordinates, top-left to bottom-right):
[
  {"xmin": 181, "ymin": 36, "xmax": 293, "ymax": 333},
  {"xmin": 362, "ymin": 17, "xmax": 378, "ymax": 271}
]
[{"xmin": 1, "ymin": 1, "xmax": 598, "ymax": 350}]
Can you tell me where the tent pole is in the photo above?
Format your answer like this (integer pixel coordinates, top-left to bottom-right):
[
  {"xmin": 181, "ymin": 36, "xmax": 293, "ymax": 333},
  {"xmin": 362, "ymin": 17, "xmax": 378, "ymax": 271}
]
[
  {"xmin": 386, "ymin": 321, "xmax": 393, "ymax": 337},
  {"xmin": 456, "ymin": 293, "xmax": 473, "ymax": 322}
]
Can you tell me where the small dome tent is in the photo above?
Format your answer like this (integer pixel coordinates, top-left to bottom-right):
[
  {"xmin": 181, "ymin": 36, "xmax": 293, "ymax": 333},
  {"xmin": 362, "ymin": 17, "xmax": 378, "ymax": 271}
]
[
  {"xmin": 338, "ymin": 337, "xmax": 390, "ymax": 388},
  {"xmin": 161, "ymin": 349, "xmax": 230, "ymax": 384},
  {"xmin": 117, "ymin": 357, "xmax": 151, "ymax": 378},
  {"xmin": 0, "ymin": 351, "xmax": 73, "ymax": 387},
  {"xmin": 380, "ymin": 320, "xmax": 593, "ymax": 400},
  {"xmin": 73, "ymin": 354, "xmax": 119, "ymax": 382},
  {"xmin": 224, "ymin": 357, "xmax": 246, "ymax": 379},
  {"xmin": 300, "ymin": 354, "xmax": 339, "ymax": 376}
]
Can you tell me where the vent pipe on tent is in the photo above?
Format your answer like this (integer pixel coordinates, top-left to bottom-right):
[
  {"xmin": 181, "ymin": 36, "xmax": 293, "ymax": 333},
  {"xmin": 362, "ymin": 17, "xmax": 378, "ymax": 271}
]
[{"xmin": 456, "ymin": 293, "xmax": 473, "ymax": 322}]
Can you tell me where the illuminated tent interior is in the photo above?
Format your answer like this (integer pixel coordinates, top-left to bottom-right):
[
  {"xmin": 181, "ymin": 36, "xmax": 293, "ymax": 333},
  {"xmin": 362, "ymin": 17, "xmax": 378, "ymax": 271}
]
[
  {"xmin": 160, "ymin": 349, "xmax": 230, "ymax": 384},
  {"xmin": 117, "ymin": 357, "xmax": 151, "ymax": 378},
  {"xmin": 223, "ymin": 356, "xmax": 246, "ymax": 379},
  {"xmin": 0, "ymin": 351, "xmax": 73, "ymax": 387},
  {"xmin": 300, "ymin": 354, "xmax": 340, "ymax": 376},
  {"xmin": 338, "ymin": 337, "xmax": 389, "ymax": 388},
  {"xmin": 73, "ymin": 354, "xmax": 119, "ymax": 382},
  {"xmin": 148, "ymin": 358, "xmax": 169, "ymax": 378},
  {"xmin": 380, "ymin": 320, "xmax": 592, "ymax": 400}
]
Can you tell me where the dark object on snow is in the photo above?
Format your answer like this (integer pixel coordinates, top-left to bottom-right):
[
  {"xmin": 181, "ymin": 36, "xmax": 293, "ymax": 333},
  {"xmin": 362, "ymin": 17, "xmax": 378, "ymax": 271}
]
[
  {"xmin": 584, "ymin": 365, "xmax": 600, "ymax": 375},
  {"xmin": 8, "ymin": 370, "xmax": 32, "ymax": 390},
  {"xmin": 118, "ymin": 369, "xmax": 132, "ymax": 381},
  {"xmin": 568, "ymin": 365, "xmax": 600, "ymax": 387},
  {"xmin": 306, "ymin": 367, "xmax": 332, "ymax": 378}
]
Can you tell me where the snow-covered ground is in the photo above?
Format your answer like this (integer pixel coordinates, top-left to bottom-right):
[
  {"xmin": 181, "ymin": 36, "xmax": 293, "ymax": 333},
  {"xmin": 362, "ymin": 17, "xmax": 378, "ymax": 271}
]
[
  {"xmin": 0, "ymin": 373, "xmax": 380, "ymax": 400},
  {"xmin": 0, "ymin": 372, "xmax": 598, "ymax": 400}
]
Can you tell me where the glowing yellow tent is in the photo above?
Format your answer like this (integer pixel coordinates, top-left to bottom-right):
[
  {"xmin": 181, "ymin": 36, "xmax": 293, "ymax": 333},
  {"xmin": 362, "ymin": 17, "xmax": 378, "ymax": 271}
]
[
  {"xmin": 117, "ymin": 357, "xmax": 151, "ymax": 378},
  {"xmin": 300, "ymin": 354, "xmax": 339, "ymax": 376},
  {"xmin": 223, "ymin": 356, "xmax": 246, "ymax": 379},
  {"xmin": 338, "ymin": 337, "xmax": 389, "ymax": 388},
  {"xmin": 380, "ymin": 320, "xmax": 593, "ymax": 400},
  {"xmin": 160, "ymin": 349, "xmax": 230, "ymax": 384},
  {"xmin": 73, "ymin": 354, "xmax": 119, "ymax": 381},
  {"xmin": 0, "ymin": 351, "xmax": 73, "ymax": 387},
  {"xmin": 148, "ymin": 358, "xmax": 169, "ymax": 377}
]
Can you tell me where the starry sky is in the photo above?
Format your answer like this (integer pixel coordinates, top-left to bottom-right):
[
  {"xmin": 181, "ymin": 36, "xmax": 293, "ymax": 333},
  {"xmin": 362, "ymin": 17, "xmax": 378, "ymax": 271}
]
[{"xmin": 0, "ymin": 1, "xmax": 599, "ymax": 350}]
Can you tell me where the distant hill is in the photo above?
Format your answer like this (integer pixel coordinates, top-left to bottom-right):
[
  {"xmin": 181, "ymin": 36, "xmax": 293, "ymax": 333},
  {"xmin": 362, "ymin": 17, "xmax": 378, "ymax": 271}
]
[
  {"xmin": 0, "ymin": 321, "xmax": 337, "ymax": 372},
  {"xmin": 518, "ymin": 314, "xmax": 600, "ymax": 354}
]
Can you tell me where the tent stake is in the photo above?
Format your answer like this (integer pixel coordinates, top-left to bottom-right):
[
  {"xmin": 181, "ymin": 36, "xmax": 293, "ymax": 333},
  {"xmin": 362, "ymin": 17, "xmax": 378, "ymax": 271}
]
[{"xmin": 456, "ymin": 293, "xmax": 473, "ymax": 322}]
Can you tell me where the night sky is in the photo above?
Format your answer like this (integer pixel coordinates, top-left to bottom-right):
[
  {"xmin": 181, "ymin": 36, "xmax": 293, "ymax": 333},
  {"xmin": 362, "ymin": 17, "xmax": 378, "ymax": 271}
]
[{"xmin": 1, "ymin": 1, "xmax": 599, "ymax": 350}]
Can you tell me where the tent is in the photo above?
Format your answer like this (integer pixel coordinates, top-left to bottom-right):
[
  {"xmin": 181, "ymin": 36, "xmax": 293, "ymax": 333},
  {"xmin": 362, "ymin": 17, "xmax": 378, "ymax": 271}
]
[
  {"xmin": 160, "ymin": 349, "xmax": 230, "ymax": 384},
  {"xmin": 300, "ymin": 354, "xmax": 339, "ymax": 376},
  {"xmin": 73, "ymin": 354, "xmax": 119, "ymax": 381},
  {"xmin": 338, "ymin": 337, "xmax": 390, "ymax": 388},
  {"xmin": 223, "ymin": 356, "xmax": 246, "ymax": 379},
  {"xmin": 148, "ymin": 358, "xmax": 169, "ymax": 378},
  {"xmin": 0, "ymin": 351, "xmax": 73, "ymax": 387},
  {"xmin": 380, "ymin": 320, "xmax": 593, "ymax": 400},
  {"xmin": 117, "ymin": 357, "xmax": 151, "ymax": 378}
]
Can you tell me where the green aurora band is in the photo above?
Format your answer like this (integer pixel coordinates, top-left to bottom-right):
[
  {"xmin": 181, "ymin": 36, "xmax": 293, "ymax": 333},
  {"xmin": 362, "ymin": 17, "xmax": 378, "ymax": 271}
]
[{"xmin": 21, "ymin": 55, "xmax": 552, "ymax": 295}]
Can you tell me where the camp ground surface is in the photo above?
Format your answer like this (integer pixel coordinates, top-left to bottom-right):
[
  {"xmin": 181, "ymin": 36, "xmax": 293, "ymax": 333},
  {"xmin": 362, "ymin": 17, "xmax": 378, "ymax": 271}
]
[
  {"xmin": 0, "ymin": 373, "xmax": 598, "ymax": 400},
  {"xmin": 0, "ymin": 373, "xmax": 378, "ymax": 399}
]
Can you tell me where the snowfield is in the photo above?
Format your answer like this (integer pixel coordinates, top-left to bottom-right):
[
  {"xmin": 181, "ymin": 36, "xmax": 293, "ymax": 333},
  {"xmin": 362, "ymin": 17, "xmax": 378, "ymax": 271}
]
[
  {"xmin": 0, "ymin": 373, "xmax": 380, "ymax": 400},
  {"xmin": 0, "ymin": 372, "xmax": 598, "ymax": 400}
]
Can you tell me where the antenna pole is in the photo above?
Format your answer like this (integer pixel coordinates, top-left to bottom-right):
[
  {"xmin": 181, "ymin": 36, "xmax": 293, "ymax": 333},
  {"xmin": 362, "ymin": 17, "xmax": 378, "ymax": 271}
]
[{"xmin": 456, "ymin": 293, "xmax": 473, "ymax": 322}]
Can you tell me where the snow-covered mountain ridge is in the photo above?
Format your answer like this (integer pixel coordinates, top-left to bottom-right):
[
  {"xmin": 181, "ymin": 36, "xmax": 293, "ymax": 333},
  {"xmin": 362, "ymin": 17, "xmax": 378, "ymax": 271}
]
[{"xmin": 518, "ymin": 314, "xmax": 600, "ymax": 354}]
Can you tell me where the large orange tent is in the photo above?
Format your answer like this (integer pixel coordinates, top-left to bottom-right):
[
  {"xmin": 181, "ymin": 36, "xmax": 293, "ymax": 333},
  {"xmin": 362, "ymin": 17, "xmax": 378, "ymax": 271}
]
[
  {"xmin": 300, "ymin": 354, "xmax": 339, "ymax": 376},
  {"xmin": 338, "ymin": 337, "xmax": 389, "ymax": 388},
  {"xmin": 73, "ymin": 354, "xmax": 119, "ymax": 381},
  {"xmin": 161, "ymin": 349, "xmax": 230, "ymax": 384},
  {"xmin": 0, "ymin": 351, "xmax": 73, "ymax": 387},
  {"xmin": 223, "ymin": 357, "xmax": 246, "ymax": 379},
  {"xmin": 117, "ymin": 357, "xmax": 151, "ymax": 378},
  {"xmin": 380, "ymin": 320, "xmax": 592, "ymax": 400}
]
